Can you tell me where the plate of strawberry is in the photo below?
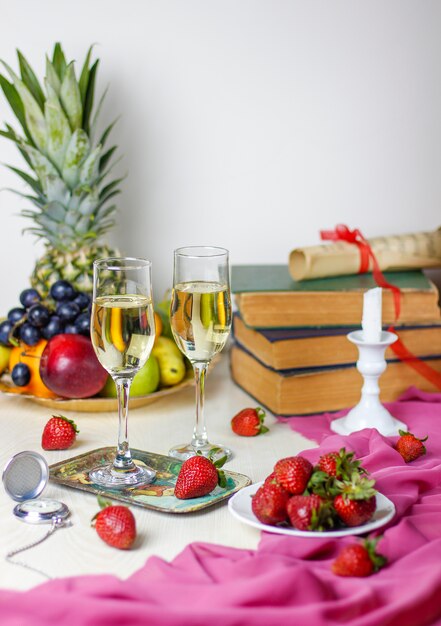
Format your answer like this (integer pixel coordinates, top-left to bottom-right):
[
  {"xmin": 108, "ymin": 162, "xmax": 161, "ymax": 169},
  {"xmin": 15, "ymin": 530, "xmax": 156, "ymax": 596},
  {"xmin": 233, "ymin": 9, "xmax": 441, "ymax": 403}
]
[{"xmin": 228, "ymin": 448, "xmax": 395, "ymax": 537}]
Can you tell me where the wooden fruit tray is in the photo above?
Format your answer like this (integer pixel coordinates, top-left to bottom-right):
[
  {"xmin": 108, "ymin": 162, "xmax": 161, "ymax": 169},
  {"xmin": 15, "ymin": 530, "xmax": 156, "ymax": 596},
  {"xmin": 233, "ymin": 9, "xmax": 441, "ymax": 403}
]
[{"xmin": 0, "ymin": 370, "xmax": 194, "ymax": 412}]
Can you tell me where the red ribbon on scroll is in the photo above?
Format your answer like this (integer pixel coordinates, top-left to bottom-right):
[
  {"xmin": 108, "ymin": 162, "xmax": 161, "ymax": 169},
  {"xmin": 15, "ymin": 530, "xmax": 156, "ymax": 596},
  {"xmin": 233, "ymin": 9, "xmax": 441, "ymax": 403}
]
[{"xmin": 320, "ymin": 224, "xmax": 441, "ymax": 390}]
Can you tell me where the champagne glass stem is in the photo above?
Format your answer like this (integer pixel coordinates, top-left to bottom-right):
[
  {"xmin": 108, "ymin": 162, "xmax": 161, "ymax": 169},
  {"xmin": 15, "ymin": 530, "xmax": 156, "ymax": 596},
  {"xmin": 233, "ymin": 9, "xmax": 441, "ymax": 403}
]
[
  {"xmin": 191, "ymin": 362, "xmax": 209, "ymax": 449},
  {"xmin": 114, "ymin": 376, "xmax": 135, "ymax": 471}
]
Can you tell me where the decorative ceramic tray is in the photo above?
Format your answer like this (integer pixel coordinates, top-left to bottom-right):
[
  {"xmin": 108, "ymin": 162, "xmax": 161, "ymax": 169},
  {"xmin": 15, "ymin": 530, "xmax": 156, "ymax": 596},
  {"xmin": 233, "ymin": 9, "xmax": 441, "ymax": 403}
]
[
  {"xmin": 49, "ymin": 447, "xmax": 251, "ymax": 513},
  {"xmin": 0, "ymin": 370, "xmax": 194, "ymax": 413}
]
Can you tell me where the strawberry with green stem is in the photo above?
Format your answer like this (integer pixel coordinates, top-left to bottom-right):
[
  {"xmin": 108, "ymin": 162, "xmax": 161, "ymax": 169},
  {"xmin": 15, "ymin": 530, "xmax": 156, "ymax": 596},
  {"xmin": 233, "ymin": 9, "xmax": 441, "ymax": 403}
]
[
  {"xmin": 317, "ymin": 448, "xmax": 366, "ymax": 479},
  {"xmin": 332, "ymin": 537, "xmax": 387, "ymax": 577},
  {"xmin": 41, "ymin": 414, "xmax": 79, "ymax": 450},
  {"xmin": 287, "ymin": 494, "xmax": 335, "ymax": 531},
  {"xmin": 231, "ymin": 407, "xmax": 268, "ymax": 437},
  {"xmin": 333, "ymin": 472, "xmax": 377, "ymax": 527},
  {"xmin": 174, "ymin": 451, "xmax": 227, "ymax": 500},
  {"xmin": 395, "ymin": 430, "xmax": 428, "ymax": 462},
  {"xmin": 92, "ymin": 497, "xmax": 136, "ymax": 550}
]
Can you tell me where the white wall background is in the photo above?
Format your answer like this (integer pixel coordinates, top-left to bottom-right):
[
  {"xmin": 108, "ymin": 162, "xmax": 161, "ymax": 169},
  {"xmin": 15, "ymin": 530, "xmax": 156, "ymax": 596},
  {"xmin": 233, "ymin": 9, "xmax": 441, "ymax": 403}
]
[{"xmin": 0, "ymin": 0, "xmax": 440, "ymax": 310}]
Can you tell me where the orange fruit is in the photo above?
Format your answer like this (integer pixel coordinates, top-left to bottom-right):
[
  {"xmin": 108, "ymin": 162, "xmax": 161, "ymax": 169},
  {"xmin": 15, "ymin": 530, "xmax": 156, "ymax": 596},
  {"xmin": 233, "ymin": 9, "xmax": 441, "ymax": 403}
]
[
  {"xmin": 9, "ymin": 340, "xmax": 57, "ymax": 398},
  {"xmin": 154, "ymin": 312, "xmax": 163, "ymax": 340}
]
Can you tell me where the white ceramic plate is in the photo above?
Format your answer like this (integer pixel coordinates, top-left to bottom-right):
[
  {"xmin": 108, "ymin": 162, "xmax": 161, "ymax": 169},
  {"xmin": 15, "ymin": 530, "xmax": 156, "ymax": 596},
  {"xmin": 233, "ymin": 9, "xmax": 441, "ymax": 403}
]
[{"xmin": 228, "ymin": 481, "xmax": 396, "ymax": 537}]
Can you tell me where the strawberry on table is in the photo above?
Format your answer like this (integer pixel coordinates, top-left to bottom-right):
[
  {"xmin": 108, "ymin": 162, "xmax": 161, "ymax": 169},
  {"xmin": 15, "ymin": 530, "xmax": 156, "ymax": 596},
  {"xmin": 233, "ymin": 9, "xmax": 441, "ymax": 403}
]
[
  {"xmin": 274, "ymin": 456, "xmax": 313, "ymax": 495},
  {"xmin": 395, "ymin": 430, "xmax": 428, "ymax": 463},
  {"xmin": 332, "ymin": 538, "xmax": 387, "ymax": 577},
  {"xmin": 92, "ymin": 498, "xmax": 136, "ymax": 550},
  {"xmin": 333, "ymin": 472, "xmax": 377, "ymax": 527},
  {"xmin": 174, "ymin": 453, "xmax": 226, "ymax": 499},
  {"xmin": 251, "ymin": 482, "xmax": 290, "ymax": 525},
  {"xmin": 41, "ymin": 414, "xmax": 79, "ymax": 450},
  {"xmin": 231, "ymin": 407, "xmax": 268, "ymax": 437}
]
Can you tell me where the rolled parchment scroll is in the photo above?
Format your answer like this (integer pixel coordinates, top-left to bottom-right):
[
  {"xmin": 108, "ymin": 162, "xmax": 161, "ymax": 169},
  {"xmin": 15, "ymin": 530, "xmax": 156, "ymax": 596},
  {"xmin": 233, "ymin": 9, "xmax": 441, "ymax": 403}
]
[{"xmin": 289, "ymin": 229, "xmax": 441, "ymax": 281}]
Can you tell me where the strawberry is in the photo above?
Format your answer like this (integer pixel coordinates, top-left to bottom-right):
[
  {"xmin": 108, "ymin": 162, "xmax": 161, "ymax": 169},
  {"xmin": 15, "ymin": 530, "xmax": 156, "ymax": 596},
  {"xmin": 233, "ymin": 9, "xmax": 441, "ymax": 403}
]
[
  {"xmin": 41, "ymin": 414, "xmax": 79, "ymax": 450},
  {"xmin": 286, "ymin": 494, "xmax": 334, "ymax": 531},
  {"xmin": 264, "ymin": 471, "xmax": 278, "ymax": 486},
  {"xmin": 174, "ymin": 453, "xmax": 226, "ymax": 499},
  {"xmin": 333, "ymin": 472, "xmax": 377, "ymax": 527},
  {"xmin": 251, "ymin": 482, "xmax": 290, "ymax": 525},
  {"xmin": 274, "ymin": 456, "xmax": 313, "ymax": 495},
  {"xmin": 334, "ymin": 495, "xmax": 376, "ymax": 527},
  {"xmin": 231, "ymin": 407, "xmax": 268, "ymax": 437},
  {"xmin": 92, "ymin": 499, "xmax": 136, "ymax": 550},
  {"xmin": 395, "ymin": 430, "xmax": 428, "ymax": 462},
  {"xmin": 332, "ymin": 538, "xmax": 387, "ymax": 577},
  {"xmin": 317, "ymin": 448, "xmax": 364, "ymax": 479}
]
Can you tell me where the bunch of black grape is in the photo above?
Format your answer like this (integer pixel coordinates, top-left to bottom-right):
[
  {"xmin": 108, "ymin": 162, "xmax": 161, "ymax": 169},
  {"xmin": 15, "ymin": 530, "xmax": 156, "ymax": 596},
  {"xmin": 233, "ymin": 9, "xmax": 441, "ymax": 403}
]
[{"xmin": 0, "ymin": 280, "xmax": 92, "ymax": 348}]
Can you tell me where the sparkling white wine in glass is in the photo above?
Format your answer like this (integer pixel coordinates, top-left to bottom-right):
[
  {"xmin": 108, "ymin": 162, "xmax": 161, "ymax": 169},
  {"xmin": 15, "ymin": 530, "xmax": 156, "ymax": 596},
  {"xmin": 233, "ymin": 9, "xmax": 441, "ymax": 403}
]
[
  {"xmin": 89, "ymin": 258, "xmax": 156, "ymax": 489},
  {"xmin": 92, "ymin": 295, "xmax": 155, "ymax": 374},
  {"xmin": 168, "ymin": 246, "xmax": 232, "ymax": 462},
  {"xmin": 170, "ymin": 281, "xmax": 231, "ymax": 363}
]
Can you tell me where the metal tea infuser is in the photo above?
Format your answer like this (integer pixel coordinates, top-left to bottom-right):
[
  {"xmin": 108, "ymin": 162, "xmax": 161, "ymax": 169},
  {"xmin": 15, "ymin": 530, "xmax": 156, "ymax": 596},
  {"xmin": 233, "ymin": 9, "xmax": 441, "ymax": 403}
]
[{"xmin": 2, "ymin": 451, "xmax": 71, "ymax": 578}]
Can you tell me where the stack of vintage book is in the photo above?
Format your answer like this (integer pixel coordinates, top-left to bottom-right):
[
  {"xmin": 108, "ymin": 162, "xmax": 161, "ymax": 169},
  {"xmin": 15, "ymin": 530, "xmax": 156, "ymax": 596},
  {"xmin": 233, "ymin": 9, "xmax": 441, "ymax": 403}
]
[{"xmin": 230, "ymin": 265, "xmax": 441, "ymax": 415}]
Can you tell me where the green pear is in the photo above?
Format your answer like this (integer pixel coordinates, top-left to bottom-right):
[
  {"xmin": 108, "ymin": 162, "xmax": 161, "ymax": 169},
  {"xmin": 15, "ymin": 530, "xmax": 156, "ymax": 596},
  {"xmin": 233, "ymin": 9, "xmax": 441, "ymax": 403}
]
[
  {"xmin": 99, "ymin": 355, "xmax": 160, "ymax": 397},
  {"xmin": 0, "ymin": 345, "xmax": 12, "ymax": 375}
]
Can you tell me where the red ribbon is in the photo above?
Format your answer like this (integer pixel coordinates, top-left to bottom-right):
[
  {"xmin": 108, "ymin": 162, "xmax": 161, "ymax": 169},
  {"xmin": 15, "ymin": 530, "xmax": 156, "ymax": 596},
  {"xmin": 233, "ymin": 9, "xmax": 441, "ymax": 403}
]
[{"xmin": 321, "ymin": 224, "xmax": 441, "ymax": 390}]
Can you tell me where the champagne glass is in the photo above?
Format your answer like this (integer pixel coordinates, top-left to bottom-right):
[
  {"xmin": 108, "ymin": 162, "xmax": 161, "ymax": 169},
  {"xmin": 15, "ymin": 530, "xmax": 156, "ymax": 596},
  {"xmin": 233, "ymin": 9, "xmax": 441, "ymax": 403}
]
[
  {"xmin": 169, "ymin": 246, "xmax": 232, "ymax": 462},
  {"xmin": 89, "ymin": 257, "xmax": 156, "ymax": 488}
]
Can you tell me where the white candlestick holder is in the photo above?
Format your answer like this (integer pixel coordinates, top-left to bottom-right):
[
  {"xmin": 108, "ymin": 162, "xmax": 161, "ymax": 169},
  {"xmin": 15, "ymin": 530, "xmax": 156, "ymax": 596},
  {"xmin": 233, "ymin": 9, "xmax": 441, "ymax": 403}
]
[{"xmin": 330, "ymin": 330, "xmax": 407, "ymax": 437}]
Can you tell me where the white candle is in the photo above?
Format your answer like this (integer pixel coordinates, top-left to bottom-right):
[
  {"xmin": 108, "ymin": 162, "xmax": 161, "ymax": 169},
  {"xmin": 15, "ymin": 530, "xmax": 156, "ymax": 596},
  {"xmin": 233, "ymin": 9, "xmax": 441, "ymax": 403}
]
[{"xmin": 362, "ymin": 287, "xmax": 382, "ymax": 342}]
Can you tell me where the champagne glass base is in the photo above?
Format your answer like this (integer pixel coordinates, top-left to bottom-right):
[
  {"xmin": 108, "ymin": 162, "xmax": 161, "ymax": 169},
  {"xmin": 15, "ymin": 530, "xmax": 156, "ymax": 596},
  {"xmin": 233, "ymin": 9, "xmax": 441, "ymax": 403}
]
[
  {"xmin": 168, "ymin": 442, "xmax": 232, "ymax": 463},
  {"xmin": 89, "ymin": 464, "xmax": 156, "ymax": 489}
]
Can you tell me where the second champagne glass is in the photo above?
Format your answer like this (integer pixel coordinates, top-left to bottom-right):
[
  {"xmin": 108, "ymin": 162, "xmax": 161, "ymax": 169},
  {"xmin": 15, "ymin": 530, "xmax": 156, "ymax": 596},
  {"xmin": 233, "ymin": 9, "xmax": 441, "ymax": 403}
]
[
  {"xmin": 169, "ymin": 246, "xmax": 232, "ymax": 462},
  {"xmin": 89, "ymin": 257, "xmax": 156, "ymax": 488}
]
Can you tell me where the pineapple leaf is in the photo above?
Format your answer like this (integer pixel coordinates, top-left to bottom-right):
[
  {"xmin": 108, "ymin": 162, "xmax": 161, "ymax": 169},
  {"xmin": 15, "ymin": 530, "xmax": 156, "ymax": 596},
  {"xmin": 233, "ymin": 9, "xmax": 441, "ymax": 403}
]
[
  {"xmin": 4, "ymin": 164, "xmax": 44, "ymax": 196},
  {"xmin": 22, "ymin": 144, "xmax": 60, "ymax": 192},
  {"xmin": 76, "ymin": 215, "xmax": 95, "ymax": 234},
  {"xmin": 44, "ymin": 175, "xmax": 70, "ymax": 204},
  {"xmin": 78, "ymin": 44, "xmax": 95, "ymax": 108},
  {"xmin": 1, "ymin": 61, "xmax": 47, "ymax": 152},
  {"xmin": 99, "ymin": 145, "xmax": 117, "ymax": 173},
  {"xmin": 78, "ymin": 187, "xmax": 99, "ymax": 215},
  {"xmin": 96, "ymin": 203, "xmax": 117, "ymax": 220},
  {"xmin": 96, "ymin": 188, "xmax": 120, "ymax": 210},
  {"xmin": 99, "ymin": 116, "xmax": 120, "ymax": 148},
  {"xmin": 43, "ymin": 200, "xmax": 68, "ymax": 222},
  {"xmin": 45, "ymin": 56, "xmax": 61, "ymax": 94},
  {"xmin": 17, "ymin": 50, "xmax": 45, "ymax": 111},
  {"xmin": 2, "ymin": 189, "xmax": 45, "ymax": 209},
  {"xmin": 52, "ymin": 43, "xmax": 67, "ymax": 81},
  {"xmin": 62, "ymin": 129, "xmax": 90, "ymax": 189},
  {"xmin": 3, "ymin": 124, "xmax": 34, "ymax": 167},
  {"xmin": 82, "ymin": 59, "xmax": 99, "ymax": 134},
  {"xmin": 95, "ymin": 218, "xmax": 115, "ymax": 234},
  {"xmin": 0, "ymin": 126, "xmax": 22, "ymax": 143},
  {"xmin": 99, "ymin": 176, "xmax": 124, "ymax": 199},
  {"xmin": 90, "ymin": 85, "xmax": 109, "ymax": 141},
  {"xmin": 0, "ymin": 74, "xmax": 34, "ymax": 144},
  {"xmin": 79, "ymin": 145, "xmax": 101, "ymax": 185},
  {"xmin": 96, "ymin": 154, "xmax": 123, "ymax": 185},
  {"xmin": 60, "ymin": 62, "xmax": 82, "ymax": 131},
  {"xmin": 45, "ymin": 83, "xmax": 72, "ymax": 172}
]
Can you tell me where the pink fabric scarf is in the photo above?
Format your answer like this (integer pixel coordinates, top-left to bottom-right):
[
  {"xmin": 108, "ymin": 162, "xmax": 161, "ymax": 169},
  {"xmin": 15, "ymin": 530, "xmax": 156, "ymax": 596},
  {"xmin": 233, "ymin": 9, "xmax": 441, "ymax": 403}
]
[{"xmin": 1, "ymin": 387, "xmax": 441, "ymax": 625}]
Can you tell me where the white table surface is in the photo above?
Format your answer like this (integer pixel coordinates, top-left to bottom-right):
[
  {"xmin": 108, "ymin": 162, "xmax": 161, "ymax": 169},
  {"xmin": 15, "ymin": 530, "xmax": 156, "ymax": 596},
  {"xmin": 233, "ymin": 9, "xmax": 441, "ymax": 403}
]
[{"xmin": 0, "ymin": 351, "xmax": 315, "ymax": 591}]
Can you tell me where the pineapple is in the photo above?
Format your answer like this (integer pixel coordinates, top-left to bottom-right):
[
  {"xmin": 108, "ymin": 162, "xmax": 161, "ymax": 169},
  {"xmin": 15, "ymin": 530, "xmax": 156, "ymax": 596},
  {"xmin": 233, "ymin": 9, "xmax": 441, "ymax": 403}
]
[{"xmin": 0, "ymin": 43, "xmax": 121, "ymax": 294}]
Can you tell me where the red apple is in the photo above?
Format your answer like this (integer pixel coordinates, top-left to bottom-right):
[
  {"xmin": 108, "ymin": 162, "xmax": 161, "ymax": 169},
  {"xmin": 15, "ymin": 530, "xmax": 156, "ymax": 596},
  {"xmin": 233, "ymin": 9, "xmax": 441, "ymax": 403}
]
[{"xmin": 40, "ymin": 334, "xmax": 108, "ymax": 398}]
